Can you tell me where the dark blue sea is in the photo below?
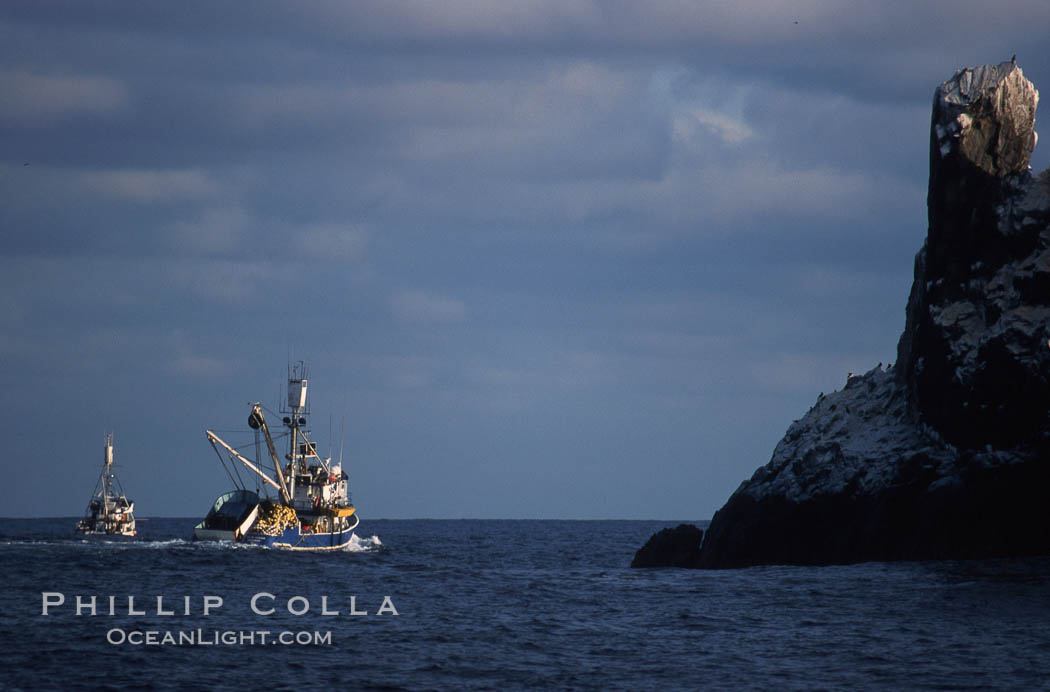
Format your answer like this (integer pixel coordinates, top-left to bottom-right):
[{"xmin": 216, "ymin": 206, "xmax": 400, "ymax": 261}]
[{"xmin": 2, "ymin": 518, "xmax": 1050, "ymax": 691}]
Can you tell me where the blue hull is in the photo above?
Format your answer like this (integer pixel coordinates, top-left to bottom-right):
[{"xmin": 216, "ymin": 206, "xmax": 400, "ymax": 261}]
[{"xmin": 244, "ymin": 522, "xmax": 357, "ymax": 551}]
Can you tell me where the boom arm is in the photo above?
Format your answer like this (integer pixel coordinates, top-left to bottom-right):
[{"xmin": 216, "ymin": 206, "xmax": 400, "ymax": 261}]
[
  {"xmin": 247, "ymin": 404, "xmax": 292, "ymax": 504},
  {"xmin": 205, "ymin": 429, "xmax": 284, "ymax": 497}
]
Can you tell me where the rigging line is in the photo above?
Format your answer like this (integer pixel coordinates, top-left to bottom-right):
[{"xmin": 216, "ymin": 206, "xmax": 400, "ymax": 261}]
[
  {"xmin": 106, "ymin": 463, "xmax": 127, "ymax": 493},
  {"xmin": 209, "ymin": 438, "xmax": 242, "ymax": 490},
  {"xmin": 254, "ymin": 428, "xmax": 263, "ymax": 496},
  {"xmin": 227, "ymin": 447, "xmax": 247, "ymax": 488},
  {"xmin": 231, "ymin": 454, "xmax": 247, "ymax": 488},
  {"xmin": 220, "ymin": 450, "xmax": 241, "ymax": 490},
  {"xmin": 209, "ymin": 429, "xmax": 291, "ymax": 440},
  {"xmin": 259, "ymin": 402, "xmax": 285, "ymax": 419},
  {"xmin": 339, "ymin": 416, "xmax": 345, "ymax": 466},
  {"xmin": 232, "ymin": 438, "xmax": 278, "ymax": 453},
  {"xmin": 212, "ymin": 433, "xmax": 290, "ymax": 454}
]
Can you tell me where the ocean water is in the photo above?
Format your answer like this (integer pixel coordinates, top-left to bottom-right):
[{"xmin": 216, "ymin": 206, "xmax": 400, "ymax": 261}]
[{"xmin": 2, "ymin": 518, "xmax": 1050, "ymax": 691}]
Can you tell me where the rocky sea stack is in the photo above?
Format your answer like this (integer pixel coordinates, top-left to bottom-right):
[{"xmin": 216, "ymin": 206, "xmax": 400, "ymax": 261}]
[
  {"xmin": 630, "ymin": 524, "xmax": 704, "ymax": 568},
  {"xmin": 635, "ymin": 61, "xmax": 1050, "ymax": 569}
]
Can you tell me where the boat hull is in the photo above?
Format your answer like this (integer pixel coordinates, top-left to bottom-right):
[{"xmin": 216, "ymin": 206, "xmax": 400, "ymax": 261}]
[
  {"xmin": 75, "ymin": 530, "xmax": 137, "ymax": 539},
  {"xmin": 193, "ymin": 490, "xmax": 261, "ymax": 542},
  {"xmin": 193, "ymin": 489, "xmax": 360, "ymax": 551},
  {"xmin": 76, "ymin": 519, "xmax": 136, "ymax": 537},
  {"xmin": 245, "ymin": 516, "xmax": 359, "ymax": 551},
  {"xmin": 193, "ymin": 527, "xmax": 240, "ymax": 541}
]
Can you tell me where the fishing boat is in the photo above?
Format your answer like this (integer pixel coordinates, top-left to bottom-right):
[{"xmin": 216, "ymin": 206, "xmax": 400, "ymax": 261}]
[
  {"xmin": 194, "ymin": 361, "xmax": 359, "ymax": 550},
  {"xmin": 75, "ymin": 433, "xmax": 137, "ymax": 537}
]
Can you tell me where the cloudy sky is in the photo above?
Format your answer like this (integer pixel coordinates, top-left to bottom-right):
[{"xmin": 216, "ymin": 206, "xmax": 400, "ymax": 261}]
[{"xmin": 3, "ymin": 2, "xmax": 1049, "ymax": 520}]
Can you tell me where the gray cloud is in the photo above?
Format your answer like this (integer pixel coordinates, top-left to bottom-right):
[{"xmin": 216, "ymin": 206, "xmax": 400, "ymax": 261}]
[
  {"xmin": 1, "ymin": 1, "xmax": 1048, "ymax": 518},
  {"xmin": 0, "ymin": 70, "xmax": 129, "ymax": 124}
]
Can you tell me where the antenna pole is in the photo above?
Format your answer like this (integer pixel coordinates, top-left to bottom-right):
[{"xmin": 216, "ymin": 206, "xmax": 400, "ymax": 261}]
[
  {"xmin": 339, "ymin": 417, "xmax": 345, "ymax": 465},
  {"xmin": 103, "ymin": 433, "xmax": 114, "ymax": 513}
]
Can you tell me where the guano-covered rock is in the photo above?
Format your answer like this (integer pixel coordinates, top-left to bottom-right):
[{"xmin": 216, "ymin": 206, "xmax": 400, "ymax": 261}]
[{"xmin": 635, "ymin": 61, "xmax": 1050, "ymax": 569}]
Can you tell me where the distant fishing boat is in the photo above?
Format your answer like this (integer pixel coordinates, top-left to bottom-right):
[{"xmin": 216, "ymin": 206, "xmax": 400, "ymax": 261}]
[
  {"xmin": 75, "ymin": 433, "xmax": 137, "ymax": 537},
  {"xmin": 194, "ymin": 361, "xmax": 359, "ymax": 550}
]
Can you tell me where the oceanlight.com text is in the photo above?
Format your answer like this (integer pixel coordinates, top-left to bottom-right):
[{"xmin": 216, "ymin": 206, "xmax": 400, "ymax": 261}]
[{"xmin": 106, "ymin": 628, "xmax": 332, "ymax": 646}]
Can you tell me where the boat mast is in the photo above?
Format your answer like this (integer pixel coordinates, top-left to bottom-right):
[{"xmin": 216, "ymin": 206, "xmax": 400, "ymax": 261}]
[
  {"xmin": 244, "ymin": 407, "xmax": 292, "ymax": 504},
  {"xmin": 285, "ymin": 361, "xmax": 308, "ymax": 506},
  {"xmin": 102, "ymin": 432, "xmax": 114, "ymax": 514}
]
